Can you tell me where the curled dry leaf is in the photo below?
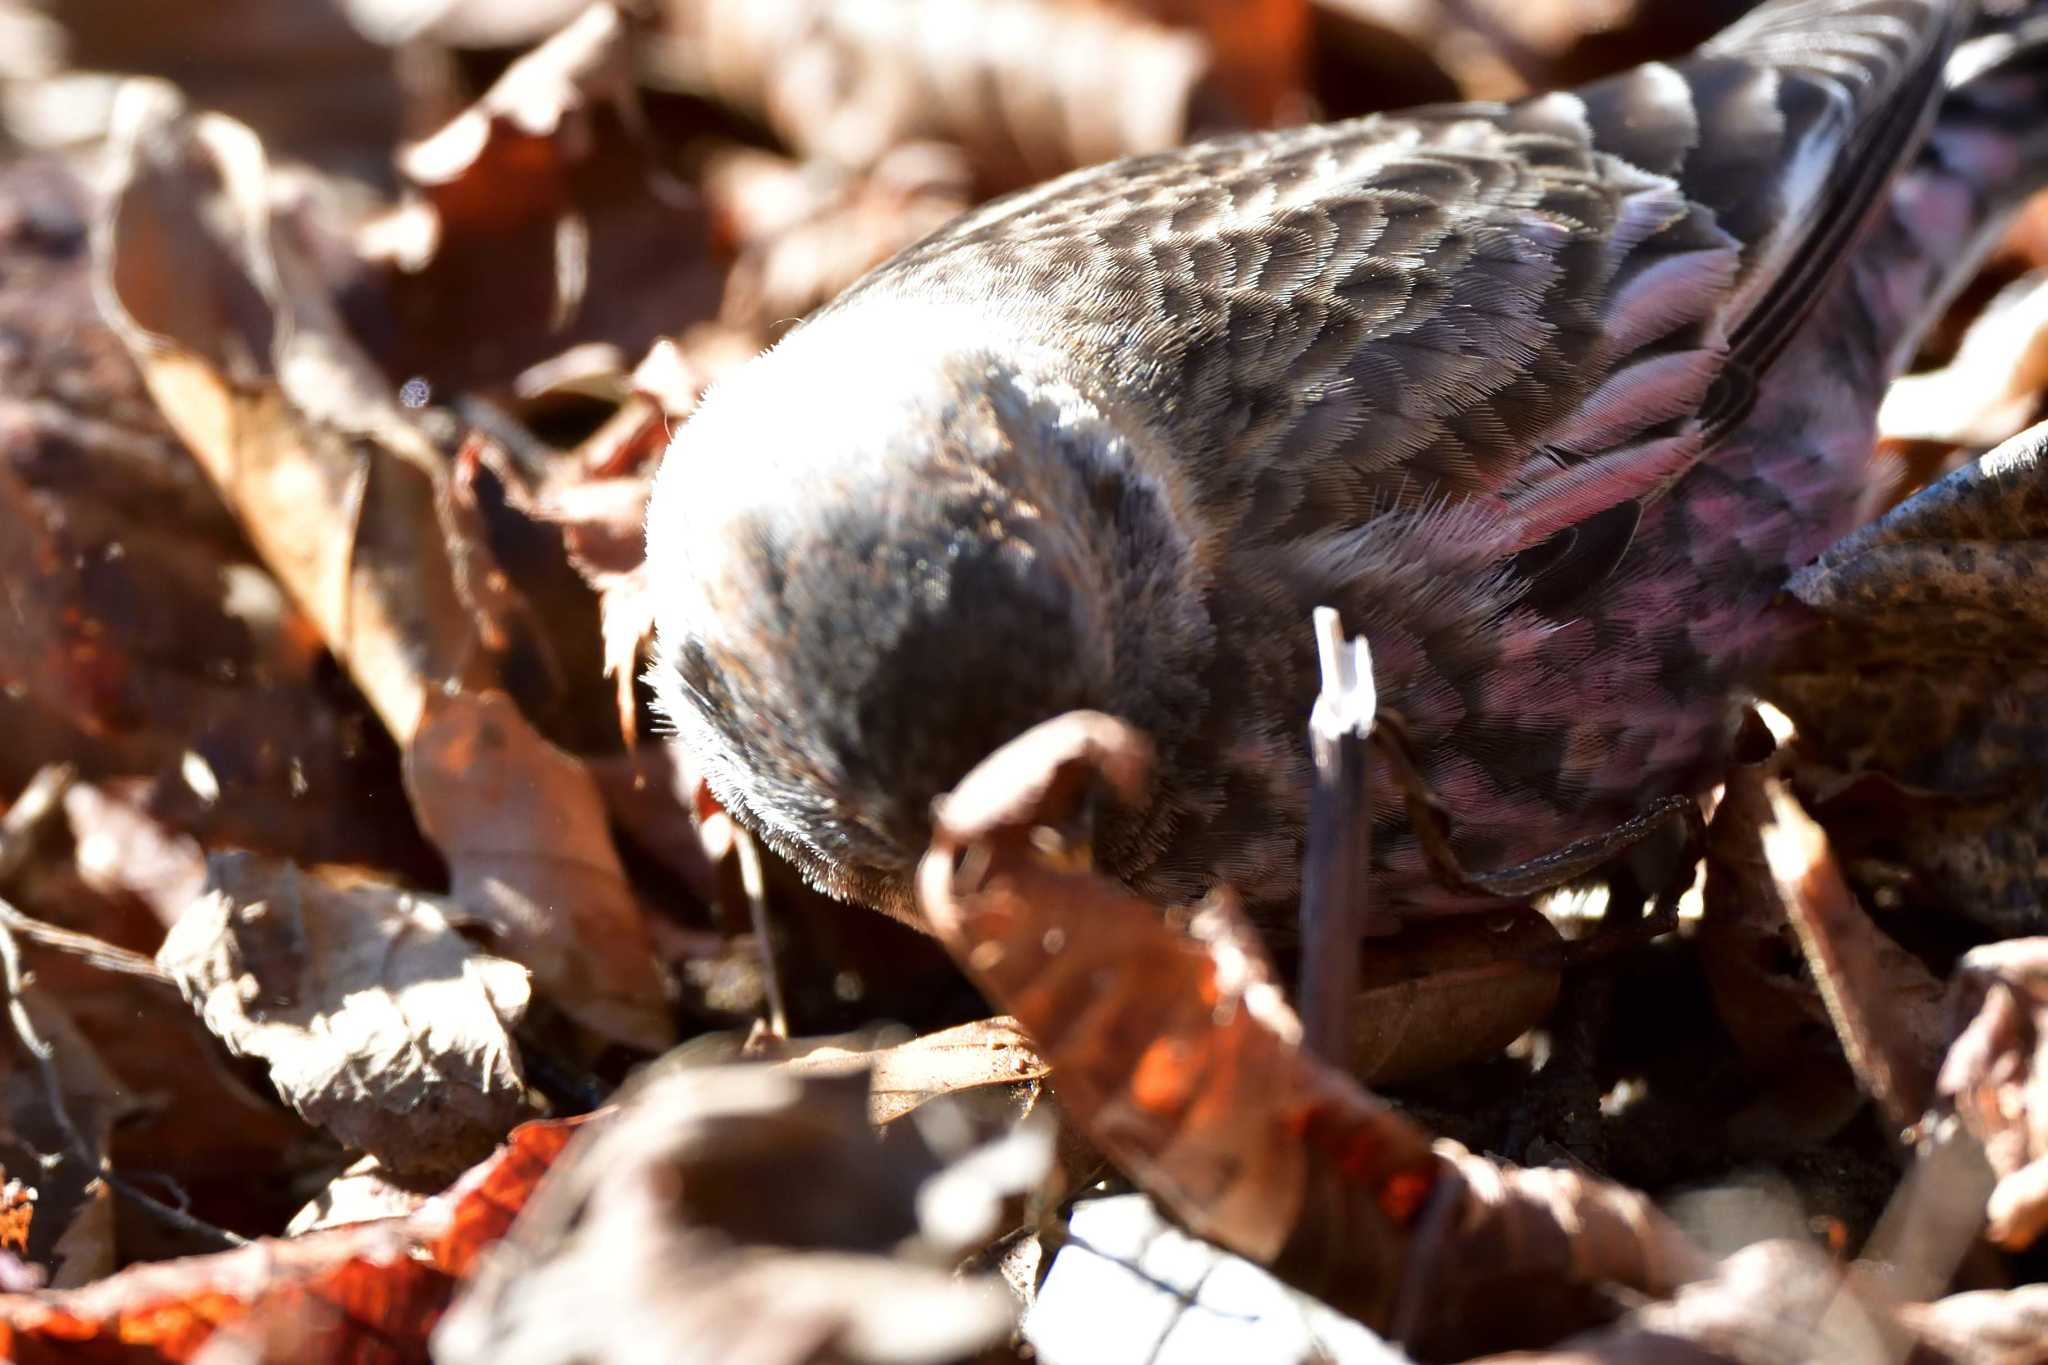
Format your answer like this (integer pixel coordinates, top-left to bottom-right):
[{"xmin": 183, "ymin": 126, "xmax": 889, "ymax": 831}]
[
  {"xmin": 1768, "ymin": 418, "xmax": 2048, "ymax": 932},
  {"xmin": 656, "ymin": 0, "xmax": 1226, "ymax": 191},
  {"xmin": 157, "ymin": 851, "xmax": 537, "ymax": 1176},
  {"xmin": 1932, "ymin": 938, "xmax": 2048, "ymax": 1251},
  {"xmin": 375, "ymin": 3, "xmax": 720, "ymax": 392},
  {"xmin": 434, "ymin": 1065, "xmax": 1024, "ymax": 1365},
  {"xmin": 916, "ymin": 710, "xmax": 1706, "ymax": 1341},
  {"xmin": 403, "ymin": 688, "xmax": 674, "ymax": 1053},
  {"xmin": 95, "ymin": 80, "xmax": 496, "ymax": 745}
]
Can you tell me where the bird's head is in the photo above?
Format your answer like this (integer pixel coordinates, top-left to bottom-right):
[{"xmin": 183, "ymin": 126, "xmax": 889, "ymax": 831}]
[{"xmin": 644, "ymin": 305, "xmax": 1214, "ymax": 920}]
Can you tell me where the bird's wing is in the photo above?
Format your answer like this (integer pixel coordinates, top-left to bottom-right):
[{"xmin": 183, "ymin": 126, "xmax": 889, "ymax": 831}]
[{"xmin": 831, "ymin": 0, "xmax": 1966, "ymax": 608}]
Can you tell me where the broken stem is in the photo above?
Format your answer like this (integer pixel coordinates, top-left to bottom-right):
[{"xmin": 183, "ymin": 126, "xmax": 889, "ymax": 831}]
[{"xmin": 1298, "ymin": 607, "xmax": 1378, "ymax": 1065}]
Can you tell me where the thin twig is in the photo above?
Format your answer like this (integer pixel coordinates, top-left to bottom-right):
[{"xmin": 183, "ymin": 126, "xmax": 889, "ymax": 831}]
[
  {"xmin": 1297, "ymin": 607, "xmax": 1377, "ymax": 1065},
  {"xmin": 732, "ymin": 825, "xmax": 789, "ymax": 1040},
  {"xmin": 0, "ymin": 896, "xmax": 247, "ymax": 1249}
]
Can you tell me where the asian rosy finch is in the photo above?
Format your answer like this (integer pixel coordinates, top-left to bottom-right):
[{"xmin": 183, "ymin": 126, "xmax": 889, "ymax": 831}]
[{"xmin": 646, "ymin": 0, "xmax": 2048, "ymax": 927}]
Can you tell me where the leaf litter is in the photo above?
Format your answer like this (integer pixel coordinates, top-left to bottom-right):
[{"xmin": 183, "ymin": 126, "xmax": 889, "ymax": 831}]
[{"xmin": 0, "ymin": 0, "xmax": 2045, "ymax": 1361}]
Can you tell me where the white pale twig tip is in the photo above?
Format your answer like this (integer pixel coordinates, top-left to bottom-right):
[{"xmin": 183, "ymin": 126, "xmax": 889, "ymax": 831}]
[{"xmin": 1309, "ymin": 606, "xmax": 1377, "ymax": 741}]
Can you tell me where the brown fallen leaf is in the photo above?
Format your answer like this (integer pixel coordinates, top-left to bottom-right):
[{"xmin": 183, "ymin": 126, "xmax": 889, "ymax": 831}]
[
  {"xmin": 286, "ymin": 1156, "xmax": 444, "ymax": 1236},
  {"xmin": 404, "ymin": 689, "xmax": 674, "ymax": 1053},
  {"xmin": 1881, "ymin": 270, "xmax": 2048, "ymax": 447},
  {"xmin": 1769, "ymin": 418, "xmax": 2048, "ymax": 933},
  {"xmin": 704, "ymin": 142, "xmax": 974, "ymax": 338},
  {"xmin": 917, "ymin": 711, "xmax": 1708, "ymax": 1347},
  {"xmin": 1931, "ymin": 938, "xmax": 2048, "ymax": 1251},
  {"xmin": 1699, "ymin": 765, "xmax": 1867, "ymax": 1146},
  {"xmin": 95, "ymin": 79, "xmax": 498, "ymax": 746},
  {"xmin": 157, "ymin": 851, "xmax": 538, "ymax": 1176},
  {"xmin": 0, "ymin": 1108, "xmax": 587, "ymax": 1363},
  {"xmin": 1351, "ymin": 909, "xmax": 1561, "ymax": 1087},
  {"xmin": 1900, "ymin": 1282, "xmax": 2048, "ymax": 1362},
  {"xmin": 653, "ymin": 0, "xmax": 1229, "ymax": 192},
  {"xmin": 0, "ymin": 1182, "xmax": 29, "ymax": 1259},
  {"xmin": 433, "ymin": 1064, "xmax": 1025, "ymax": 1365},
  {"xmin": 0, "ymin": 460, "xmax": 131, "ymax": 745},
  {"xmin": 415, "ymin": 1112, "xmax": 596, "ymax": 1279},
  {"xmin": 60, "ymin": 780, "xmax": 207, "ymax": 934},
  {"xmin": 527, "ymin": 466, "xmax": 659, "ymax": 747},
  {"xmin": 373, "ymin": 3, "xmax": 721, "ymax": 394},
  {"xmin": 784, "ymin": 1015, "xmax": 1051, "ymax": 1126},
  {"xmin": 1469, "ymin": 1238, "xmax": 1910, "ymax": 1365},
  {"xmin": 1084, "ymin": 0, "xmax": 1310, "ymax": 124},
  {"xmin": 1757, "ymin": 777, "xmax": 1948, "ymax": 1134},
  {"xmin": 23, "ymin": 0, "xmax": 400, "ymax": 168},
  {"xmin": 0, "ymin": 1218, "xmax": 438, "ymax": 1365},
  {"xmin": 1, "ymin": 902, "xmax": 322, "ymax": 1236}
]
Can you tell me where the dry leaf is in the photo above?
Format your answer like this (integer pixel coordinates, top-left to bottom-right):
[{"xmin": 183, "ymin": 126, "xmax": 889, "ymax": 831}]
[
  {"xmin": 1900, "ymin": 1283, "xmax": 2048, "ymax": 1362},
  {"xmin": 529, "ymin": 469, "xmax": 660, "ymax": 746},
  {"xmin": 1468, "ymin": 1239, "xmax": 1907, "ymax": 1365},
  {"xmin": 158, "ymin": 851, "xmax": 537, "ymax": 1175},
  {"xmin": 23, "ymin": 0, "xmax": 400, "ymax": 165},
  {"xmin": 704, "ymin": 143, "xmax": 973, "ymax": 337},
  {"xmin": 0, "ymin": 912, "xmax": 138, "ymax": 1283},
  {"xmin": 287, "ymin": 1156, "xmax": 444, "ymax": 1236},
  {"xmin": 916, "ymin": 711, "xmax": 1707, "ymax": 1343},
  {"xmin": 403, "ymin": 689, "xmax": 674, "ymax": 1053},
  {"xmin": 1881, "ymin": 270, "xmax": 2048, "ymax": 446},
  {"xmin": 1699, "ymin": 765, "xmax": 1867, "ymax": 1145},
  {"xmin": 374, "ymin": 3, "xmax": 720, "ymax": 393},
  {"xmin": 434, "ymin": 1064, "xmax": 1024, "ymax": 1365},
  {"xmin": 655, "ymin": 0, "xmax": 1227, "ymax": 192},
  {"xmin": 1705, "ymin": 770, "xmax": 1948, "ymax": 1134},
  {"xmin": 1083, "ymin": 0, "xmax": 1309, "ymax": 123},
  {"xmin": 0, "ymin": 1219, "xmax": 441, "ymax": 1365},
  {"xmin": 61, "ymin": 780, "xmax": 207, "ymax": 932},
  {"xmin": 1770, "ymin": 418, "xmax": 2048, "ymax": 932},
  {"xmin": 785, "ymin": 1016, "xmax": 1051, "ymax": 1125},
  {"xmin": 1350, "ymin": 910, "xmax": 1561, "ymax": 1086},
  {"xmin": 0, "ymin": 1110, "xmax": 589, "ymax": 1362},
  {"xmin": 95, "ymin": 79, "xmax": 497, "ymax": 744},
  {"xmin": 1, "ymin": 905, "xmax": 320, "ymax": 1227},
  {"xmin": 1932, "ymin": 938, "xmax": 2048, "ymax": 1251}
]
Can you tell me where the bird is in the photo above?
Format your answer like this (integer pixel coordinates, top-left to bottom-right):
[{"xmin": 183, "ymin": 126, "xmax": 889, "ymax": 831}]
[{"xmin": 645, "ymin": 0, "xmax": 2048, "ymax": 930}]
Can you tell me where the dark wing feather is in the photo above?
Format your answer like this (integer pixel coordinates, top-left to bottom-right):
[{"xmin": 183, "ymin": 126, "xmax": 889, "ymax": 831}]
[{"xmin": 823, "ymin": 0, "xmax": 1964, "ymax": 592}]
